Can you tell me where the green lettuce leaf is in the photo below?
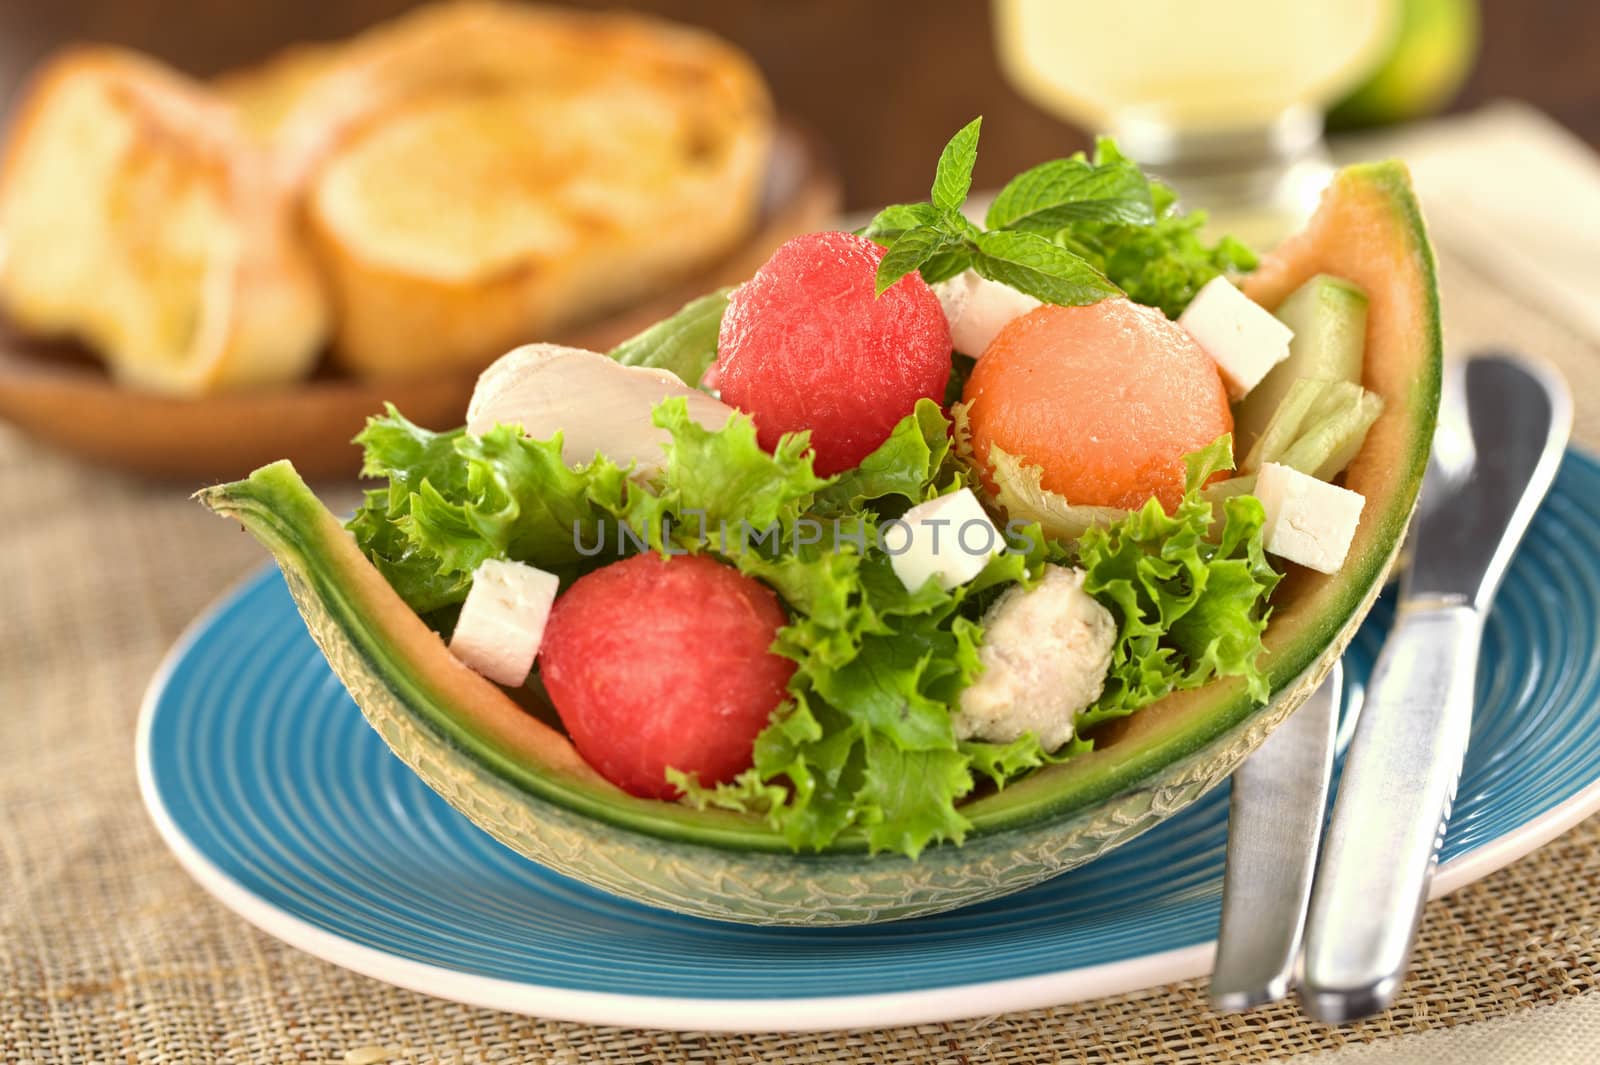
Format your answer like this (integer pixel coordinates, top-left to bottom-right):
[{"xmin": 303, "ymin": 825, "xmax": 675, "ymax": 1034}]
[
  {"xmin": 650, "ymin": 399, "xmax": 828, "ymax": 535},
  {"xmin": 1075, "ymin": 434, "xmax": 1280, "ymax": 727},
  {"xmin": 607, "ymin": 288, "xmax": 730, "ymax": 387},
  {"xmin": 349, "ymin": 384, "xmax": 1271, "ymax": 860},
  {"xmin": 961, "ymin": 732, "xmax": 1093, "ymax": 790},
  {"xmin": 811, "ymin": 398, "xmax": 954, "ymax": 515},
  {"xmin": 347, "ymin": 408, "xmax": 475, "ymax": 613}
]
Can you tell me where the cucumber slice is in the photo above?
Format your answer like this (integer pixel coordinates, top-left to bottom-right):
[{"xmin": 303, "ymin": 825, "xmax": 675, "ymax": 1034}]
[
  {"xmin": 1283, "ymin": 387, "xmax": 1385, "ymax": 480},
  {"xmin": 1243, "ymin": 376, "xmax": 1384, "ymax": 479},
  {"xmin": 1243, "ymin": 377, "xmax": 1334, "ymax": 472},
  {"xmin": 1234, "ymin": 274, "xmax": 1369, "ymax": 452}
]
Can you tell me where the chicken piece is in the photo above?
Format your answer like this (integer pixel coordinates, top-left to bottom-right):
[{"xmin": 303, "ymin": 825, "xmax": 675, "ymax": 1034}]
[{"xmin": 953, "ymin": 564, "xmax": 1116, "ymax": 752}]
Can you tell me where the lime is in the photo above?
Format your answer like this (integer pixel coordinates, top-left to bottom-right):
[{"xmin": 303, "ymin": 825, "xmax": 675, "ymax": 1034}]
[{"xmin": 1329, "ymin": 0, "xmax": 1479, "ymax": 128}]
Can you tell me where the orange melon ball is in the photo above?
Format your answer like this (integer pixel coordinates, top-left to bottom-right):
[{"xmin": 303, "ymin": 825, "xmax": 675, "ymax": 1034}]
[{"xmin": 963, "ymin": 298, "xmax": 1233, "ymax": 512}]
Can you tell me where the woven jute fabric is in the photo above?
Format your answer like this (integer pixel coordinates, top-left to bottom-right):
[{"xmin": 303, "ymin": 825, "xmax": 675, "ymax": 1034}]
[{"xmin": 4, "ymin": 248, "xmax": 1600, "ymax": 1064}]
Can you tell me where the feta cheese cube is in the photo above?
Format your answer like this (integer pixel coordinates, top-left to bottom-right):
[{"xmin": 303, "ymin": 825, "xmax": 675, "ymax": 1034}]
[
  {"xmin": 448, "ymin": 558, "xmax": 561, "ymax": 686},
  {"xmin": 935, "ymin": 270, "xmax": 1042, "ymax": 356},
  {"xmin": 885, "ymin": 488, "xmax": 1004, "ymax": 592},
  {"xmin": 1178, "ymin": 275, "xmax": 1294, "ymax": 399},
  {"xmin": 1255, "ymin": 462, "xmax": 1366, "ymax": 574}
]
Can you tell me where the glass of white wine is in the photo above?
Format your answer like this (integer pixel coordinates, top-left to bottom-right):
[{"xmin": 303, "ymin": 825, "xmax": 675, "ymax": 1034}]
[{"xmin": 993, "ymin": 0, "xmax": 1399, "ymax": 244}]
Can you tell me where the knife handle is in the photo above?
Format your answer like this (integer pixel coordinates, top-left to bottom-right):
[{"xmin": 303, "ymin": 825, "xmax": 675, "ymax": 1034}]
[{"xmin": 1300, "ymin": 601, "xmax": 1482, "ymax": 1022}]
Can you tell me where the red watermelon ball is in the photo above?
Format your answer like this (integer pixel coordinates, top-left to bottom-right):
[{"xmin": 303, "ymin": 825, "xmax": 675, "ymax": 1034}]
[
  {"xmin": 716, "ymin": 231, "xmax": 953, "ymax": 476},
  {"xmin": 538, "ymin": 553, "xmax": 796, "ymax": 799}
]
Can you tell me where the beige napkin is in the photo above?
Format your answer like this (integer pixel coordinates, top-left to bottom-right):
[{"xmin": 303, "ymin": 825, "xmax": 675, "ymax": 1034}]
[{"xmin": 1335, "ymin": 100, "xmax": 1600, "ymax": 350}]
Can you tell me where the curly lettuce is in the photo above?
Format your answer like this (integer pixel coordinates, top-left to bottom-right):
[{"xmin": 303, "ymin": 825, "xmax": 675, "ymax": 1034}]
[
  {"xmin": 1075, "ymin": 436, "xmax": 1281, "ymax": 728},
  {"xmin": 350, "ymin": 401, "xmax": 1278, "ymax": 859}
]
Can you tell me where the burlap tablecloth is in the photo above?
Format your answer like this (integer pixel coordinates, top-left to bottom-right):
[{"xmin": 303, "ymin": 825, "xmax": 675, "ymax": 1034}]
[{"xmin": 4, "ymin": 248, "xmax": 1600, "ymax": 1064}]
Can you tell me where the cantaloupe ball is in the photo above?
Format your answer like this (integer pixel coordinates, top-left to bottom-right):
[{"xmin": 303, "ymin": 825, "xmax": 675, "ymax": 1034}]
[{"xmin": 963, "ymin": 298, "xmax": 1233, "ymax": 512}]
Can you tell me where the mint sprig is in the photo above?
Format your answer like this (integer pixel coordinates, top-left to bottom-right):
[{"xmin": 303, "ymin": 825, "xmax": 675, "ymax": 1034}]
[
  {"xmin": 865, "ymin": 116, "xmax": 1122, "ymax": 305},
  {"xmin": 862, "ymin": 122, "xmax": 1254, "ymax": 317}
]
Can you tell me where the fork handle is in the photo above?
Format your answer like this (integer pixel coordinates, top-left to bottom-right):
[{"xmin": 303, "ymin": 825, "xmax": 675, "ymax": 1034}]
[{"xmin": 1299, "ymin": 601, "xmax": 1483, "ymax": 1022}]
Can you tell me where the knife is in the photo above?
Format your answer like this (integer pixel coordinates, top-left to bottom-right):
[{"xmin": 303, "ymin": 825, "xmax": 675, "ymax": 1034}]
[
  {"xmin": 1298, "ymin": 353, "xmax": 1572, "ymax": 1022},
  {"xmin": 1209, "ymin": 661, "xmax": 1342, "ymax": 1011}
]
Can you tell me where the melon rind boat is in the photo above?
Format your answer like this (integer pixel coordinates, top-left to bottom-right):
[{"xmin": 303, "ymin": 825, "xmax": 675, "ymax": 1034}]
[{"xmin": 198, "ymin": 161, "xmax": 1440, "ymax": 925}]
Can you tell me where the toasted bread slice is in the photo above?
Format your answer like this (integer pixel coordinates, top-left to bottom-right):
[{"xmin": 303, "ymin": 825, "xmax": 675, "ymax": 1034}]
[
  {"xmin": 0, "ymin": 48, "xmax": 328, "ymax": 394},
  {"xmin": 213, "ymin": 41, "xmax": 342, "ymax": 143},
  {"xmin": 269, "ymin": 2, "xmax": 773, "ymax": 378}
]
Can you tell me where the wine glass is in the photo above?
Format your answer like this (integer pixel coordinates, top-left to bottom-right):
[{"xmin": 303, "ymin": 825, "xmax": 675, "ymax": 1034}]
[{"xmin": 993, "ymin": 0, "xmax": 1399, "ymax": 245}]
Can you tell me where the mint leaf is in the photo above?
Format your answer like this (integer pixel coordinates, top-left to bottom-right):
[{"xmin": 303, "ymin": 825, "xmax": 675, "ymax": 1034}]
[
  {"xmin": 930, "ymin": 116, "xmax": 982, "ymax": 212},
  {"xmin": 608, "ymin": 288, "xmax": 730, "ymax": 387},
  {"xmin": 875, "ymin": 226, "xmax": 968, "ymax": 295},
  {"xmin": 917, "ymin": 249, "xmax": 974, "ymax": 285},
  {"xmin": 858, "ymin": 202, "xmax": 942, "ymax": 243},
  {"xmin": 971, "ymin": 229, "xmax": 1119, "ymax": 306},
  {"xmin": 985, "ymin": 157, "xmax": 1155, "ymax": 231}
]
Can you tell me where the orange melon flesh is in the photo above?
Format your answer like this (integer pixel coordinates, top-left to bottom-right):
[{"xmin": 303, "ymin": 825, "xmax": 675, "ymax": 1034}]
[
  {"xmin": 963, "ymin": 298, "xmax": 1233, "ymax": 511},
  {"xmin": 967, "ymin": 159, "xmax": 1440, "ymax": 827},
  {"xmin": 1239, "ymin": 161, "xmax": 1440, "ymax": 665}
]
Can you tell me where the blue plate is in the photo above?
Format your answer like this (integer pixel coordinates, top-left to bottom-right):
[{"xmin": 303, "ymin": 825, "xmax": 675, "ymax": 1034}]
[{"xmin": 138, "ymin": 451, "xmax": 1600, "ymax": 1032}]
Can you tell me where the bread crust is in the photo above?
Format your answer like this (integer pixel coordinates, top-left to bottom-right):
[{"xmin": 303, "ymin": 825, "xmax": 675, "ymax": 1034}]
[
  {"xmin": 0, "ymin": 47, "xmax": 328, "ymax": 394},
  {"xmin": 280, "ymin": 2, "xmax": 775, "ymax": 378},
  {"xmin": 0, "ymin": 4, "xmax": 774, "ymax": 389}
]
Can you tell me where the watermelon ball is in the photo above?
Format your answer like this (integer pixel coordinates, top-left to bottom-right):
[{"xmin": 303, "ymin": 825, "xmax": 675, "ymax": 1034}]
[
  {"xmin": 716, "ymin": 231, "xmax": 952, "ymax": 476},
  {"xmin": 538, "ymin": 553, "xmax": 795, "ymax": 800}
]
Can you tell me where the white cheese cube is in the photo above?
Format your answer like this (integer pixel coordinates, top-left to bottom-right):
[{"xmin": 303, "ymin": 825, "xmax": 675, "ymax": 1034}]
[
  {"xmin": 935, "ymin": 270, "xmax": 1042, "ymax": 357},
  {"xmin": 1255, "ymin": 462, "xmax": 1365, "ymax": 574},
  {"xmin": 448, "ymin": 558, "xmax": 561, "ymax": 687},
  {"xmin": 1178, "ymin": 275, "xmax": 1294, "ymax": 399},
  {"xmin": 885, "ymin": 488, "xmax": 1004, "ymax": 592}
]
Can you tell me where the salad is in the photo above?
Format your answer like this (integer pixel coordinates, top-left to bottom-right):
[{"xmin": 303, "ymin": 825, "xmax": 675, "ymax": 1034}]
[{"xmin": 294, "ymin": 119, "xmax": 1387, "ymax": 859}]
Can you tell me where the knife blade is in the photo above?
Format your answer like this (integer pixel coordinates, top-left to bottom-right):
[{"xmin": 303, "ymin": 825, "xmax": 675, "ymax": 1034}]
[
  {"xmin": 1210, "ymin": 661, "xmax": 1342, "ymax": 1011},
  {"xmin": 1299, "ymin": 353, "xmax": 1572, "ymax": 1022}
]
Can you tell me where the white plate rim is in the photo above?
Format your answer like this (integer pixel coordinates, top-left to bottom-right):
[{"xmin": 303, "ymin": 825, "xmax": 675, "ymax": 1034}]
[{"xmin": 134, "ymin": 565, "xmax": 1600, "ymax": 1033}]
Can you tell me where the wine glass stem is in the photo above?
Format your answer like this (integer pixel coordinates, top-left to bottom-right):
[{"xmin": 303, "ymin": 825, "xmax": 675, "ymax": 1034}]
[{"xmin": 1109, "ymin": 104, "xmax": 1334, "ymax": 244}]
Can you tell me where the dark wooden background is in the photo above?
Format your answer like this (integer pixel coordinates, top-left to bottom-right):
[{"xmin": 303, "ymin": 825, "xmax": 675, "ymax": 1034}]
[{"xmin": 1, "ymin": 1, "xmax": 1595, "ymax": 209}]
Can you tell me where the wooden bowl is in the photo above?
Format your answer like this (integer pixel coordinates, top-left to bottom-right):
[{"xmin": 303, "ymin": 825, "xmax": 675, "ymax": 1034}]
[{"xmin": 0, "ymin": 122, "xmax": 839, "ymax": 482}]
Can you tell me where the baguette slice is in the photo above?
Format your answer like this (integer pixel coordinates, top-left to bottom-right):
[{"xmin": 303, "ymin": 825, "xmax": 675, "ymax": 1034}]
[
  {"xmin": 0, "ymin": 48, "xmax": 328, "ymax": 394},
  {"xmin": 264, "ymin": 2, "xmax": 773, "ymax": 378}
]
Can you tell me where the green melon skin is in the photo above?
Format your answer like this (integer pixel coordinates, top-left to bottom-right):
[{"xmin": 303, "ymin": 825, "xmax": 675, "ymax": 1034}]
[{"xmin": 196, "ymin": 161, "xmax": 1439, "ymax": 925}]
